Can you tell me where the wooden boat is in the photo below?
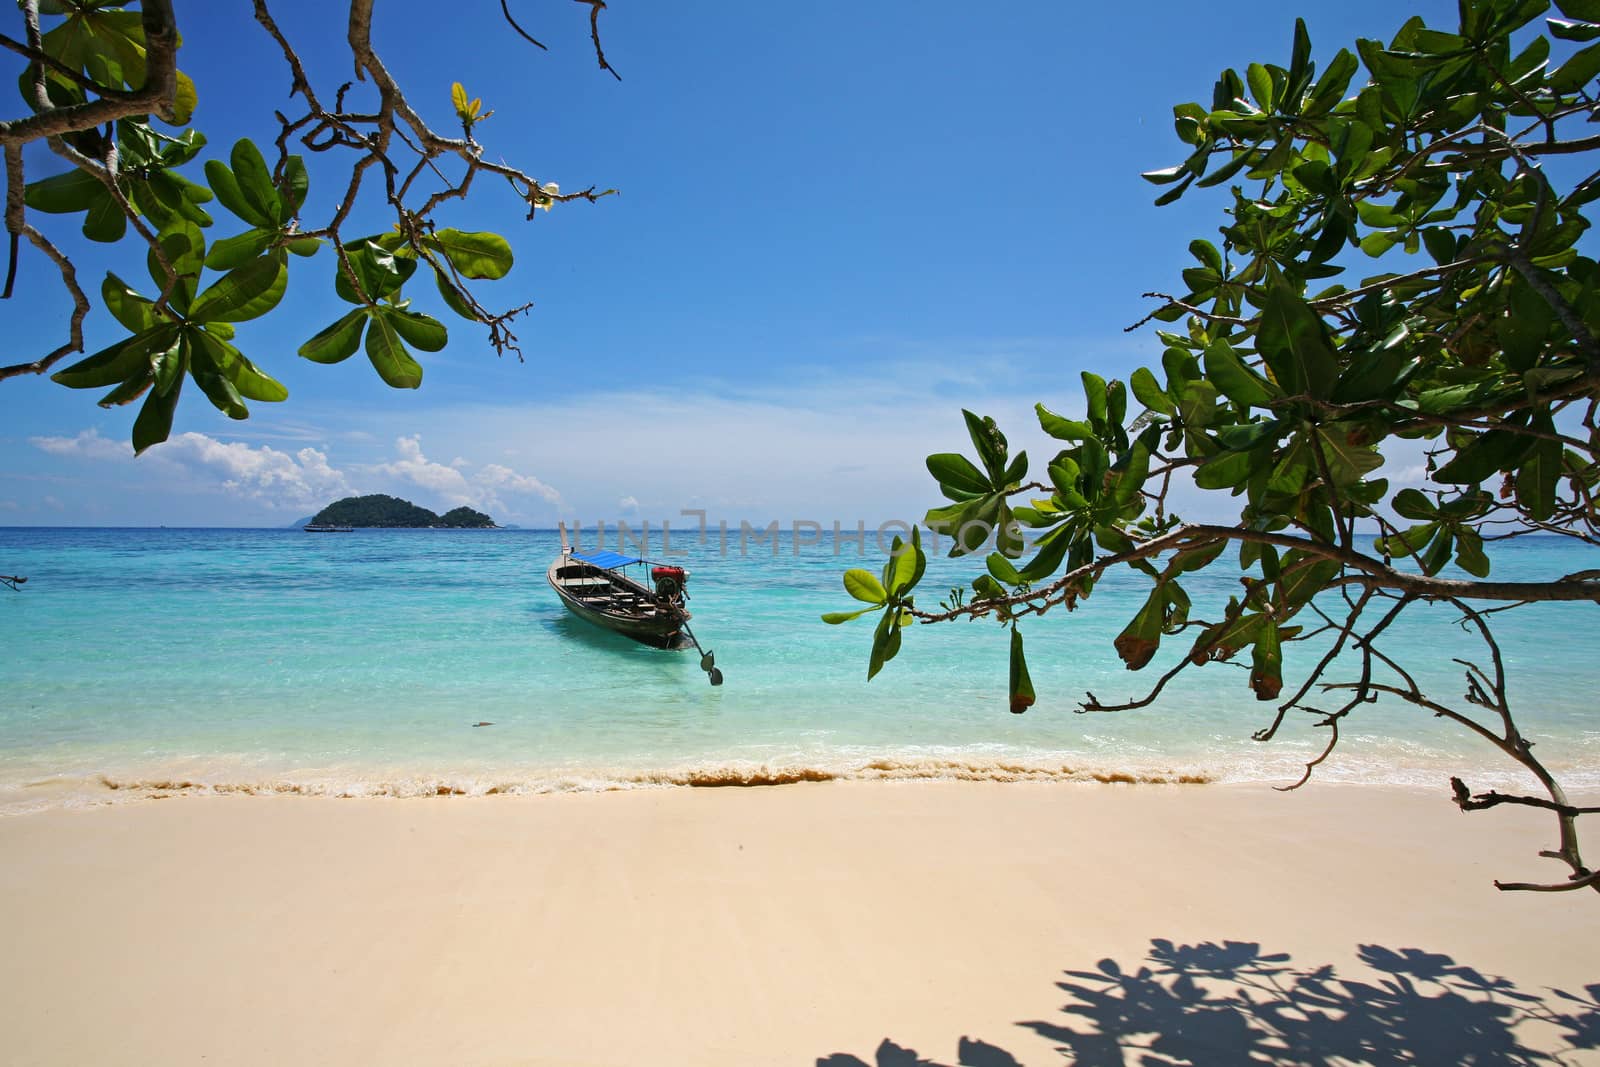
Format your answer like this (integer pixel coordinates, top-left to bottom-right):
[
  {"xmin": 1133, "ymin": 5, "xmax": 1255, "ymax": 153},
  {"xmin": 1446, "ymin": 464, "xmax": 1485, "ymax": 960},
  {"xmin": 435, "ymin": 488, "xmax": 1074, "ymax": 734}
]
[{"xmin": 547, "ymin": 533, "xmax": 722, "ymax": 684}]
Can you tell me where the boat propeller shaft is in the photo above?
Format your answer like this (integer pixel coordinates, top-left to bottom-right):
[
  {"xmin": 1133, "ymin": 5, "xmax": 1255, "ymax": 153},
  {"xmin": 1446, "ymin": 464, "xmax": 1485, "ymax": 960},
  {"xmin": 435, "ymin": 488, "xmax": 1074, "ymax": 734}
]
[{"xmin": 681, "ymin": 623, "xmax": 723, "ymax": 686}]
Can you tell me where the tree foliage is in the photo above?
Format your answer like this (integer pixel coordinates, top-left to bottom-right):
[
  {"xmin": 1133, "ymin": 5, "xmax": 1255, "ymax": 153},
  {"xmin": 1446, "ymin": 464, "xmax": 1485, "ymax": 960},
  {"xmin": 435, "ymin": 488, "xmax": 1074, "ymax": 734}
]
[
  {"xmin": 0, "ymin": 0, "xmax": 616, "ymax": 452},
  {"xmin": 834, "ymin": 0, "xmax": 1600, "ymax": 895}
]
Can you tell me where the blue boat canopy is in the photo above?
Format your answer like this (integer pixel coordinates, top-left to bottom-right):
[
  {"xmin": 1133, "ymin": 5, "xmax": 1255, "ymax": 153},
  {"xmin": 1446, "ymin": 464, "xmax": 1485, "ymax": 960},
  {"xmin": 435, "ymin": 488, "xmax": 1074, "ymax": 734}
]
[{"xmin": 572, "ymin": 549, "xmax": 641, "ymax": 570}]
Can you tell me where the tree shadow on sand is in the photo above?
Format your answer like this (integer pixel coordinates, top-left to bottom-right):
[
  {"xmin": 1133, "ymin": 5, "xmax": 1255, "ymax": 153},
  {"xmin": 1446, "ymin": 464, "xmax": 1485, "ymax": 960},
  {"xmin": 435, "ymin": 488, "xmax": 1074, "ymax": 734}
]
[{"xmin": 818, "ymin": 940, "xmax": 1600, "ymax": 1066}]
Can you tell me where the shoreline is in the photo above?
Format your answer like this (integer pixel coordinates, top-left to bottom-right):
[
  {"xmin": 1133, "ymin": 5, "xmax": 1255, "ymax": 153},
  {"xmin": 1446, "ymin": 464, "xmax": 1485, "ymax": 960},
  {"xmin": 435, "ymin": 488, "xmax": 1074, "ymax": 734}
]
[
  {"xmin": 8, "ymin": 748, "xmax": 1600, "ymax": 817},
  {"xmin": 3, "ymin": 780, "xmax": 1596, "ymax": 1064},
  {"xmin": 6, "ymin": 746, "xmax": 1599, "ymax": 818}
]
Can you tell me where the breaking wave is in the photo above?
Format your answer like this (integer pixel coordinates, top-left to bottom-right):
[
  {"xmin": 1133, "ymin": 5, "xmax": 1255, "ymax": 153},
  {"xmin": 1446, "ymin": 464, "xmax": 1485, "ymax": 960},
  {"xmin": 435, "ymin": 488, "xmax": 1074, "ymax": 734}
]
[{"xmin": 0, "ymin": 758, "xmax": 1217, "ymax": 812}]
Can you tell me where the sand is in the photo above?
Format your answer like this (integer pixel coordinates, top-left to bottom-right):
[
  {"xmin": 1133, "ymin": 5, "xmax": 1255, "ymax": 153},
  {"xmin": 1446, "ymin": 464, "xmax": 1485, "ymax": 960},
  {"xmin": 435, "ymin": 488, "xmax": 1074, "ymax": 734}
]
[{"xmin": 1, "ymin": 781, "xmax": 1597, "ymax": 1065}]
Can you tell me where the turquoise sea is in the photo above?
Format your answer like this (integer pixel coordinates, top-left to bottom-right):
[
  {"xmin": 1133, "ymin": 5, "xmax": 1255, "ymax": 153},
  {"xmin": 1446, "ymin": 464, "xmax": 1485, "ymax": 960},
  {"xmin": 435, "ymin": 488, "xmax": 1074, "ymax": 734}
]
[{"xmin": 0, "ymin": 526, "xmax": 1596, "ymax": 813}]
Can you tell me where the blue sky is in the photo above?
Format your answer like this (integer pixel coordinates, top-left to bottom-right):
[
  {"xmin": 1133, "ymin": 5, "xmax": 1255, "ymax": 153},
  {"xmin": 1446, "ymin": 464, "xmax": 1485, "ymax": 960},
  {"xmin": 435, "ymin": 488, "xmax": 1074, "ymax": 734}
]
[{"xmin": 1, "ymin": 0, "xmax": 1460, "ymax": 527}]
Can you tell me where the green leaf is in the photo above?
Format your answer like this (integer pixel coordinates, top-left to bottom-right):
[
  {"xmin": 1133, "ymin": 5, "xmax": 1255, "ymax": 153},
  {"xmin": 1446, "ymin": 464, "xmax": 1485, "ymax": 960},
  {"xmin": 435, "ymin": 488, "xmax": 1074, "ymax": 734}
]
[
  {"xmin": 187, "ymin": 251, "xmax": 288, "ymax": 323},
  {"xmin": 1277, "ymin": 556, "xmax": 1341, "ymax": 610},
  {"xmin": 867, "ymin": 605, "xmax": 903, "ymax": 680},
  {"xmin": 80, "ymin": 186, "xmax": 126, "ymax": 242},
  {"xmin": 1257, "ymin": 281, "xmax": 1338, "ymax": 399},
  {"xmin": 281, "ymin": 155, "xmax": 309, "ymax": 217},
  {"xmin": 186, "ymin": 335, "xmax": 249, "ymax": 419},
  {"xmin": 380, "ymin": 306, "xmax": 448, "ymax": 352},
  {"xmin": 821, "ymin": 607, "xmax": 877, "ymax": 624},
  {"xmin": 883, "ymin": 527, "xmax": 925, "ymax": 597},
  {"xmin": 1113, "ymin": 587, "xmax": 1166, "ymax": 670},
  {"xmin": 963, "ymin": 410, "xmax": 1008, "ymax": 484},
  {"xmin": 1247, "ymin": 62, "xmax": 1275, "ymax": 109},
  {"xmin": 1189, "ymin": 609, "xmax": 1265, "ymax": 664},
  {"xmin": 1082, "ymin": 371, "xmax": 1109, "ymax": 427},
  {"xmin": 426, "ymin": 229, "xmax": 514, "ymax": 280},
  {"xmin": 151, "ymin": 336, "xmax": 184, "ymax": 396},
  {"xmin": 1516, "ymin": 437, "xmax": 1562, "ymax": 521},
  {"xmin": 1203, "ymin": 337, "xmax": 1279, "ymax": 408},
  {"xmin": 298, "ymin": 308, "xmax": 368, "ymax": 365},
  {"xmin": 100, "ymin": 272, "xmax": 159, "ymax": 333},
  {"xmin": 363, "ymin": 311, "xmax": 424, "ymax": 388},
  {"xmin": 927, "ymin": 453, "xmax": 991, "ymax": 496},
  {"xmin": 146, "ymin": 222, "xmax": 205, "ymax": 314},
  {"xmin": 1194, "ymin": 448, "xmax": 1257, "ymax": 490},
  {"xmin": 1036, "ymin": 403, "xmax": 1094, "ymax": 441},
  {"xmin": 204, "ymin": 159, "xmax": 273, "ymax": 230},
  {"xmin": 1008, "ymin": 628, "xmax": 1036, "ymax": 713},
  {"xmin": 336, "ymin": 240, "xmax": 416, "ymax": 304},
  {"xmin": 1249, "ymin": 619, "xmax": 1282, "ymax": 700},
  {"xmin": 1551, "ymin": 39, "xmax": 1600, "ymax": 92},
  {"xmin": 1454, "ymin": 528, "xmax": 1490, "ymax": 578},
  {"xmin": 1216, "ymin": 420, "xmax": 1281, "ymax": 451},
  {"xmin": 433, "ymin": 268, "xmax": 480, "ymax": 321},
  {"xmin": 191, "ymin": 328, "xmax": 287, "ymax": 403},
  {"xmin": 203, "ymin": 228, "xmax": 275, "ymax": 271},
  {"xmin": 843, "ymin": 568, "xmax": 888, "ymax": 604},
  {"xmin": 1391, "ymin": 488, "xmax": 1437, "ymax": 521},
  {"xmin": 986, "ymin": 551, "xmax": 1022, "ymax": 585},
  {"xmin": 1316, "ymin": 427, "xmax": 1384, "ymax": 487},
  {"xmin": 51, "ymin": 325, "xmax": 175, "ymax": 388},
  {"xmin": 135, "ymin": 172, "xmax": 212, "ymax": 230},
  {"xmin": 170, "ymin": 70, "xmax": 197, "ymax": 126},
  {"xmin": 1420, "ymin": 526, "xmax": 1454, "ymax": 576},
  {"xmin": 1550, "ymin": 17, "xmax": 1600, "ymax": 40},
  {"xmin": 1131, "ymin": 366, "xmax": 1175, "ymax": 415},
  {"xmin": 24, "ymin": 168, "xmax": 102, "ymax": 213},
  {"xmin": 1112, "ymin": 439, "xmax": 1151, "ymax": 507},
  {"xmin": 1434, "ymin": 429, "xmax": 1535, "ymax": 485},
  {"xmin": 229, "ymin": 139, "xmax": 281, "ymax": 228},
  {"xmin": 1376, "ymin": 522, "xmax": 1439, "ymax": 559},
  {"xmin": 131, "ymin": 365, "xmax": 182, "ymax": 455},
  {"xmin": 1171, "ymin": 540, "xmax": 1226, "ymax": 574}
]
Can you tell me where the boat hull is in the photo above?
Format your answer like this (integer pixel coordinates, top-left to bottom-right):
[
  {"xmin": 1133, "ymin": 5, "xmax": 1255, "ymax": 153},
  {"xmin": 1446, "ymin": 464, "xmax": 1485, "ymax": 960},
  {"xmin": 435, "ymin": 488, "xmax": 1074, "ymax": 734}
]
[{"xmin": 547, "ymin": 556, "xmax": 689, "ymax": 649}]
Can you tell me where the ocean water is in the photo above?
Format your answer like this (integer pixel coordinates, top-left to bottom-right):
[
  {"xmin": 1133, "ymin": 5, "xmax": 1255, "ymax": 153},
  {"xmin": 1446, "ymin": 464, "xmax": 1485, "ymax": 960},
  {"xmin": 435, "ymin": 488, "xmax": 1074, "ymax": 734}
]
[{"xmin": 0, "ymin": 526, "xmax": 1596, "ymax": 812}]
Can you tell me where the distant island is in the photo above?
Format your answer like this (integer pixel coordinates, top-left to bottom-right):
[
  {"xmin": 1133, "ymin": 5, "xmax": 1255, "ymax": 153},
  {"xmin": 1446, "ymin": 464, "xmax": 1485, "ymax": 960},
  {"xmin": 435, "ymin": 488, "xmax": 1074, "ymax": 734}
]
[{"xmin": 307, "ymin": 494, "xmax": 497, "ymax": 528}]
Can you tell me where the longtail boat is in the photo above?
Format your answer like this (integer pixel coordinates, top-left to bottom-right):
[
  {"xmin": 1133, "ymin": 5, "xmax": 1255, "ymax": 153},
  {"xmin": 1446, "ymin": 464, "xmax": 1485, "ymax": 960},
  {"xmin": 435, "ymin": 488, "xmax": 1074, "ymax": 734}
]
[{"xmin": 547, "ymin": 526, "xmax": 722, "ymax": 684}]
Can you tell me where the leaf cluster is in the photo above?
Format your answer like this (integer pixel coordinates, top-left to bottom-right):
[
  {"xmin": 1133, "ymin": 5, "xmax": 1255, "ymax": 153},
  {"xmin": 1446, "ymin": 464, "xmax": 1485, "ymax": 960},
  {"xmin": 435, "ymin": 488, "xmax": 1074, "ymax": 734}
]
[
  {"xmin": 842, "ymin": 0, "xmax": 1600, "ymax": 719},
  {"xmin": 8, "ymin": 1, "xmax": 576, "ymax": 451}
]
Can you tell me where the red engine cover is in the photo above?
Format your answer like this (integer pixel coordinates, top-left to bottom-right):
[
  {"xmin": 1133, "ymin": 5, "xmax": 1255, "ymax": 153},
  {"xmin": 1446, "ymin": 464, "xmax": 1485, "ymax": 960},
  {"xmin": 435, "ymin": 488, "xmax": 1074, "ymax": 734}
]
[{"xmin": 652, "ymin": 566, "xmax": 686, "ymax": 581}]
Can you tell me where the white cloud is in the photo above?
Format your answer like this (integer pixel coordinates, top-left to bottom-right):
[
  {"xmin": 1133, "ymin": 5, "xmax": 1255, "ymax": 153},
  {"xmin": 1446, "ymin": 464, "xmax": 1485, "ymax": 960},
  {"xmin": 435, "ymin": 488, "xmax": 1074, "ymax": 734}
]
[
  {"xmin": 154, "ymin": 434, "xmax": 352, "ymax": 510},
  {"xmin": 29, "ymin": 428, "xmax": 131, "ymax": 462},
  {"xmin": 26, "ymin": 426, "xmax": 565, "ymax": 521},
  {"xmin": 367, "ymin": 435, "xmax": 563, "ymax": 514},
  {"xmin": 478, "ymin": 462, "xmax": 562, "ymax": 504},
  {"xmin": 29, "ymin": 428, "xmax": 351, "ymax": 511},
  {"xmin": 371, "ymin": 434, "xmax": 469, "ymax": 499}
]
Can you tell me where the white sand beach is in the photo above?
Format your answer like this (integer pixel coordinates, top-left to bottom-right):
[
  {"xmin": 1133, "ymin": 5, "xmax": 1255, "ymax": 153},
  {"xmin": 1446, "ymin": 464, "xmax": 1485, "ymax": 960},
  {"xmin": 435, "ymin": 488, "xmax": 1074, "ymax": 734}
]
[{"xmin": 1, "ymin": 781, "xmax": 1597, "ymax": 1065}]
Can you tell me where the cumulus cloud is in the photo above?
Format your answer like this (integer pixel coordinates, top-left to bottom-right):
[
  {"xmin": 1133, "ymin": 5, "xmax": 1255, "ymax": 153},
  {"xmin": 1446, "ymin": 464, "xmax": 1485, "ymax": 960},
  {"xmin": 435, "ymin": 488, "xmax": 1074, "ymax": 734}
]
[
  {"xmin": 371, "ymin": 434, "xmax": 469, "ymax": 499},
  {"xmin": 369, "ymin": 435, "xmax": 563, "ymax": 513},
  {"xmin": 155, "ymin": 434, "xmax": 352, "ymax": 509},
  {"xmin": 478, "ymin": 462, "xmax": 562, "ymax": 504},
  {"xmin": 30, "ymin": 428, "xmax": 351, "ymax": 510}
]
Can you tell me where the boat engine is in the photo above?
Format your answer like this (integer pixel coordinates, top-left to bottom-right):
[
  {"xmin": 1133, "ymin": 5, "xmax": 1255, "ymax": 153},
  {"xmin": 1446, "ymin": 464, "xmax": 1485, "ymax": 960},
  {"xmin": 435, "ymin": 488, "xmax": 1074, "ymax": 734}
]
[{"xmin": 652, "ymin": 565, "xmax": 688, "ymax": 599}]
